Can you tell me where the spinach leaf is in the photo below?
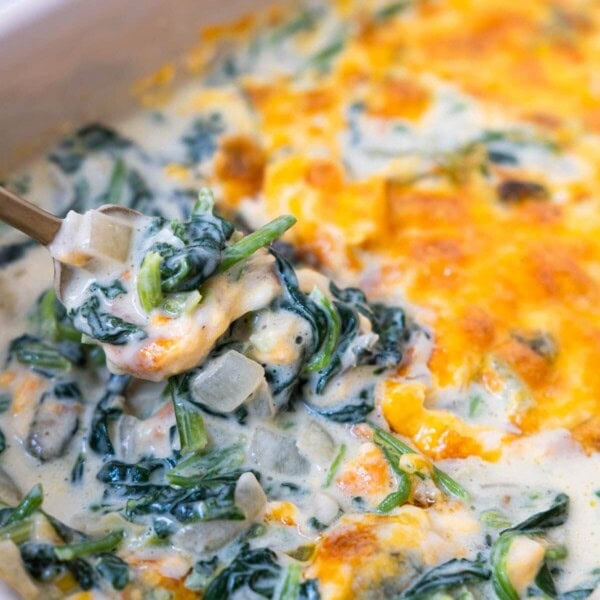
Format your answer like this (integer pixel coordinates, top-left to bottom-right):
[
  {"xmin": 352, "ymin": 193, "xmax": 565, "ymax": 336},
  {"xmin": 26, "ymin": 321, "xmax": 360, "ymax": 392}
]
[
  {"xmin": 96, "ymin": 458, "xmax": 168, "ymax": 484},
  {"xmin": 504, "ymin": 493, "xmax": 569, "ymax": 533},
  {"xmin": 46, "ymin": 380, "xmax": 81, "ymax": 401},
  {"xmin": 370, "ymin": 423, "xmax": 469, "ymax": 500},
  {"xmin": 218, "ymin": 215, "xmax": 296, "ymax": 274},
  {"xmin": 272, "ymin": 250, "xmax": 323, "ymax": 356},
  {"xmin": 149, "ymin": 195, "xmax": 234, "ymax": 293},
  {"xmin": 32, "ymin": 294, "xmax": 80, "ymax": 348},
  {"xmin": 305, "ymin": 38, "xmax": 345, "ymax": 72},
  {"xmin": 324, "ymin": 283, "xmax": 412, "ymax": 392},
  {"xmin": 0, "ymin": 239, "xmax": 35, "ymax": 267},
  {"xmin": 42, "ymin": 512, "xmax": 88, "ymax": 545},
  {"xmin": 152, "ymin": 516, "xmax": 176, "ymax": 539},
  {"xmin": 329, "ymin": 283, "xmax": 373, "ymax": 318},
  {"xmin": 368, "ymin": 303, "xmax": 410, "ymax": 368},
  {"xmin": 313, "ymin": 302, "xmax": 359, "ymax": 393},
  {"xmin": 89, "ymin": 374, "xmax": 130, "ymax": 455},
  {"xmin": 269, "ymin": 8, "xmax": 318, "ymax": 43},
  {"xmin": 70, "ymin": 453, "xmax": 86, "ymax": 484},
  {"xmin": 137, "ymin": 251, "xmax": 163, "ymax": 312},
  {"xmin": 127, "ymin": 168, "xmax": 155, "ymax": 212},
  {"xmin": 556, "ymin": 569, "xmax": 600, "ymax": 599},
  {"xmin": 491, "ymin": 533, "xmax": 520, "ymax": 600},
  {"xmin": 487, "ymin": 149, "xmax": 518, "ymax": 165},
  {"xmin": 373, "ymin": 0, "xmax": 413, "ymax": 21},
  {"xmin": 185, "ymin": 556, "xmax": 220, "ymax": 591},
  {"xmin": 31, "ymin": 289, "xmax": 101, "ymax": 369},
  {"xmin": 88, "ymin": 280, "xmax": 126, "ymax": 300},
  {"xmin": 54, "ymin": 340, "xmax": 86, "ymax": 366},
  {"xmin": 490, "ymin": 494, "xmax": 570, "ymax": 600},
  {"xmin": 204, "ymin": 544, "xmax": 282, "ymax": 600},
  {"xmin": 114, "ymin": 480, "xmax": 244, "ymax": 523},
  {"xmin": 20, "ymin": 542, "xmax": 72, "ymax": 582},
  {"xmin": 169, "ymin": 377, "xmax": 208, "ymax": 454},
  {"xmin": 330, "ymin": 283, "xmax": 412, "ymax": 369},
  {"xmin": 166, "ymin": 444, "xmax": 245, "ymax": 487},
  {"xmin": 54, "ymin": 529, "xmax": 124, "ymax": 561},
  {"xmin": 560, "ymin": 589, "xmax": 599, "ymax": 599},
  {"xmin": 307, "ymin": 517, "xmax": 327, "ymax": 532},
  {"xmin": 529, "ymin": 561, "xmax": 558, "ymax": 598},
  {"xmin": 299, "ymin": 579, "xmax": 321, "ymax": 600},
  {"xmin": 49, "ymin": 124, "xmax": 131, "ymax": 174},
  {"xmin": 0, "ymin": 484, "xmax": 87, "ymax": 556},
  {"xmin": 182, "ymin": 114, "xmax": 225, "ymax": 164},
  {"xmin": 8, "ymin": 335, "xmax": 73, "ymax": 376},
  {"xmin": 4, "ymin": 483, "xmax": 43, "ymax": 526},
  {"xmin": 18, "ymin": 511, "xmax": 111, "ymax": 591},
  {"xmin": 170, "ymin": 489, "xmax": 245, "ymax": 523},
  {"xmin": 377, "ymin": 470, "xmax": 411, "ymax": 513},
  {"xmin": 306, "ymin": 385, "xmax": 375, "ymax": 424},
  {"xmin": 323, "ymin": 444, "xmax": 346, "ymax": 487},
  {"xmin": 96, "ymin": 552, "xmax": 130, "ymax": 590},
  {"xmin": 271, "ymin": 256, "xmax": 412, "ymax": 404},
  {"xmin": 305, "ymin": 287, "xmax": 341, "ymax": 373},
  {"xmin": 0, "ymin": 392, "xmax": 11, "ymax": 413},
  {"xmin": 103, "ymin": 157, "xmax": 126, "ymax": 205},
  {"xmin": 278, "ymin": 564, "xmax": 301, "ymax": 600},
  {"xmin": 75, "ymin": 295, "xmax": 146, "ymax": 345},
  {"xmin": 99, "ymin": 451, "xmax": 252, "ymax": 524},
  {"xmin": 20, "ymin": 539, "xmax": 124, "ymax": 591},
  {"xmin": 68, "ymin": 557, "xmax": 99, "ymax": 590},
  {"xmin": 400, "ymin": 558, "xmax": 490, "ymax": 598}
]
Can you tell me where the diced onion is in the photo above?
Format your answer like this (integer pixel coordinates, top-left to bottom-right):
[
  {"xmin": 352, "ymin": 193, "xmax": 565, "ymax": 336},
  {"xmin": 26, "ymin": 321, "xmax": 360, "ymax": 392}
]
[
  {"xmin": 247, "ymin": 381, "xmax": 275, "ymax": 418},
  {"xmin": 88, "ymin": 211, "xmax": 133, "ymax": 263},
  {"xmin": 51, "ymin": 210, "xmax": 133, "ymax": 265},
  {"xmin": 191, "ymin": 351, "xmax": 265, "ymax": 413},
  {"xmin": 235, "ymin": 472, "xmax": 268, "ymax": 520},
  {"xmin": 250, "ymin": 426, "xmax": 310, "ymax": 476},
  {"xmin": 311, "ymin": 492, "xmax": 339, "ymax": 525},
  {"xmin": 295, "ymin": 421, "xmax": 335, "ymax": 469},
  {"xmin": 116, "ymin": 411, "xmax": 176, "ymax": 462}
]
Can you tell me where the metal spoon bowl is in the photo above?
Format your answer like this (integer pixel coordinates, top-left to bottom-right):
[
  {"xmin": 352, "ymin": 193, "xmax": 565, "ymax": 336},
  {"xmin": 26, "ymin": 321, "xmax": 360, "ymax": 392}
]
[{"xmin": 0, "ymin": 185, "xmax": 140, "ymax": 303}]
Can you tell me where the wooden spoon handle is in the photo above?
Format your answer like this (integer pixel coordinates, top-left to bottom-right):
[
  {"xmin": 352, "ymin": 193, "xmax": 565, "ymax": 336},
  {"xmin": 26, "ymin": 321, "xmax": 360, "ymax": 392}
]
[{"xmin": 0, "ymin": 185, "xmax": 62, "ymax": 245}]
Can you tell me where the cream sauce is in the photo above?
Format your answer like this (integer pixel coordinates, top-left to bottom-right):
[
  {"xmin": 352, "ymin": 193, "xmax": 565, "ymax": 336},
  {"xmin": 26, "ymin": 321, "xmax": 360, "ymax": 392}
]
[{"xmin": 0, "ymin": 1, "xmax": 598, "ymax": 598}]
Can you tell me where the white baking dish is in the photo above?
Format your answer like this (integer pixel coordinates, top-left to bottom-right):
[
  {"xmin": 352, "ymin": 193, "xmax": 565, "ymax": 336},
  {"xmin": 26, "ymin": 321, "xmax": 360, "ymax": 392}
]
[{"xmin": 0, "ymin": 0, "xmax": 272, "ymax": 172}]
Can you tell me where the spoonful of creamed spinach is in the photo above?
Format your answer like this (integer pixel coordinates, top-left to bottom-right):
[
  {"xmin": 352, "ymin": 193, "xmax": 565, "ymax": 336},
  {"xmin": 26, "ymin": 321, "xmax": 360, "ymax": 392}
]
[{"xmin": 0, "ymin": 185, "xmax": 295, "ymax": 380}]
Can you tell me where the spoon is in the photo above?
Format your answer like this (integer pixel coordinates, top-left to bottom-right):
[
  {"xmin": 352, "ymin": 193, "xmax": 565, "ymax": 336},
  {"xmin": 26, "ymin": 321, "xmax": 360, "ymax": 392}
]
[{"xmin": 0, "ymin": 184, "xmax": 140, "ymax": 302}]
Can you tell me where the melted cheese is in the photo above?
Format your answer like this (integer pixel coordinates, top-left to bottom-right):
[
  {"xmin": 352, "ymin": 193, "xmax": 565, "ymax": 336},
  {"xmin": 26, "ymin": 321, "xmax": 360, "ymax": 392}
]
[{"xmin": 2, "ymin": 0, "xmax": 600, "ymax": 598}]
